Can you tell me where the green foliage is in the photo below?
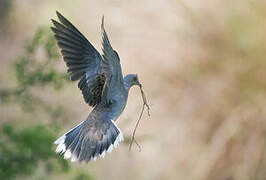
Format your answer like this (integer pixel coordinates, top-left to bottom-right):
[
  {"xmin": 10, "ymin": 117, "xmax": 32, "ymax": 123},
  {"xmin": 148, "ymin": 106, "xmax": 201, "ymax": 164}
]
[
  {"xmin": 0, "ymin": 27, "xmax": 94, "ymax": 180},
  {"xmin": 14, "ymin": 27, "xmax": 68, "ymax": 88},
  {"xmin": 75, "ymin": 172, "xmax": 94, "ymax": 180},
  {"xmin": 0, "ymin": 27, "xmax": 69, "ymax": 114},
  {"xmin": 0, "ymin": 0, "xmax": 12, "ymax": 25},
  {"xmin": 0, "ymin": 124, "xmax": 69, "ymax": 180}
]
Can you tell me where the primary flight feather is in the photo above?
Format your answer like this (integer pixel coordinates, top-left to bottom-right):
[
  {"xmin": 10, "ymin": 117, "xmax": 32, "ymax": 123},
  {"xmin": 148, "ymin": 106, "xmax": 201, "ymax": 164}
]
[{"xmin": 51, "ymin": 11, "xmax": 141, "ymax": 162}]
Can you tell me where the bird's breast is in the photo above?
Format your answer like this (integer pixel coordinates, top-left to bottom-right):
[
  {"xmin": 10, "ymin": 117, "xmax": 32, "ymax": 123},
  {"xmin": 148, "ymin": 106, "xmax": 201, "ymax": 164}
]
[{"xmin": 105, "ymin": 93, "xmax": 126, "ymax": 120}]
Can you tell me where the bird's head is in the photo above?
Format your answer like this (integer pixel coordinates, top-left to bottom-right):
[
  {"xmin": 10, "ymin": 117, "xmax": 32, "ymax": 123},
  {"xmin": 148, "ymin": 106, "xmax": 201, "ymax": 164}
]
[{"xmin": 124, "ymin": 74, "xmax": 141, "ymax": 89}]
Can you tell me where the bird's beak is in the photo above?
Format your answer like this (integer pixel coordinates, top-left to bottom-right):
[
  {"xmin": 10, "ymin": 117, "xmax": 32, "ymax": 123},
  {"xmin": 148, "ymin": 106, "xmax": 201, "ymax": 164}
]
[{"xmin": 136, "ymin": 74, "xmax": 141, "ymax": 87}]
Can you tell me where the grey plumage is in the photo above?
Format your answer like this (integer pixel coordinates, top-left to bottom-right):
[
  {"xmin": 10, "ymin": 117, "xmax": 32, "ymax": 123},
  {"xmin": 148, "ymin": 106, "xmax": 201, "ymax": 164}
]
[{"xmin": 51, "ymin": 11, "xmax": 140, "ymax": 162}]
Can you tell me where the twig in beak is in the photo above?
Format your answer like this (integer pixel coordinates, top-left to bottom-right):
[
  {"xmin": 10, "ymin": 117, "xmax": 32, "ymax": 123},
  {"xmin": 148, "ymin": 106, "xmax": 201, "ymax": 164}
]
[
  {"xmin": 129, "ymin": 84, "xmax": 151, "ymax": 152},
  {"xmin": 140, "ymin": 84, "xmax": 151, "ymax": 116}
]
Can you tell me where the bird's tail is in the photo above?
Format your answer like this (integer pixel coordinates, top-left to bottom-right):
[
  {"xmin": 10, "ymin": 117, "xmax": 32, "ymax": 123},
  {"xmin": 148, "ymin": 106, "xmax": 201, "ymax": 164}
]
[{"xmin": 54, "ymin": 118, "xmax": 123, "ymax": 162}]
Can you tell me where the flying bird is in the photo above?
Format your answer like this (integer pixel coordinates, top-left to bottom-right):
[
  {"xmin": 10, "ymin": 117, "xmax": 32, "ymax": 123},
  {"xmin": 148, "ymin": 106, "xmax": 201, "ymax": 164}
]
[{"xmin": 51, "ymin": 11, "xmax": 141, "ymax": 162}]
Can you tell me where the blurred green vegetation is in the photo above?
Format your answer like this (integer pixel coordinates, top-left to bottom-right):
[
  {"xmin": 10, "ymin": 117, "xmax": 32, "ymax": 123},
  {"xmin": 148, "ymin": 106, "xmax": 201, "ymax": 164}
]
[
  {"xmin": 0, "ymin": 124, "xmax": 69, "ymax": 180},
  {"xmin": 0, "ymin": 28, "xmax": 94, "ymax": 180},
  {"xmin": 74, "ymin": 172, "xmax": 94, "ymax": 180},
  {"xmin": 0, "ymin": 0, "xmax": 13, "ymax": 26},
  {"xmin": 0, "ymin": 27, "xmax": 68, "ymax": 114}
]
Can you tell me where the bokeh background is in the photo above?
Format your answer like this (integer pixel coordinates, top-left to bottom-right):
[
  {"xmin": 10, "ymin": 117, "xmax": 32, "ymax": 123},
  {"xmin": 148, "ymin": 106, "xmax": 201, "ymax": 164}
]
[{"xmin": 1, "ymin": 0, "xmax": 266, "ymax": 180}]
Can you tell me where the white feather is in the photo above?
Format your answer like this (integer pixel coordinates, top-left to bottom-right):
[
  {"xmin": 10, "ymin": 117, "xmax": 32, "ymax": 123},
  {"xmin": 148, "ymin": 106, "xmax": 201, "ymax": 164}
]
[
  {"xmin": 113, "ymin": 137, "xmax": 119, "ymax": 148},
  {"xmin": 93, "ymin": 156, "xmax": 98, "ymax": 161},
  {"xmin": 54, "ymin": 134, "xmax": 65, "ymax": 145},
  {"xmin": 100, "ymin": 151, "xmax": 106, "ymax": 158},
  {"xmin": 54, "ymin": 120, "xmax": 124, "ymax": 162},
  {"xmin": 118, "ymin": 133, "xmax": 124, "ymax": 142},
  {"xmin": 71, "ymin": 155, "xmax": 78, "ymax": 162},
  {"xmin": 64, "ymin": 149, "xmax": 72, "ymax": 159},
  {"xmin": 56, "ymin": 142, "xmax": 66, "ymax": 153},
  {"xmin": 54, "ymin": 121, "xmax": 84, "ymax": 157},
  {"xmin": 107, "ymin": 144, "xmax": 114, "ymax": 154}
]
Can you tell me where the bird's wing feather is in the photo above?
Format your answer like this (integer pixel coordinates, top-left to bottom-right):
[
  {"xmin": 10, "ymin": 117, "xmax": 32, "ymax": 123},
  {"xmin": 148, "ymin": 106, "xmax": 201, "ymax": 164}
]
[
  {"xmin": 100, "ymin": 17, "xmax": 124, "ymax": 104},
  {"xmin": 51, "ymin": 11, "xmax": 105, "ymax": 106}
]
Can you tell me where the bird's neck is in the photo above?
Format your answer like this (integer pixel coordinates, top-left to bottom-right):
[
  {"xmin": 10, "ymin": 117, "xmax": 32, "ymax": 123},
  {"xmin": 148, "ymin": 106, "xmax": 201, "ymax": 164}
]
[{"xmin": 123, "ymin": 79, "xmax": 133, "ymax": 94}]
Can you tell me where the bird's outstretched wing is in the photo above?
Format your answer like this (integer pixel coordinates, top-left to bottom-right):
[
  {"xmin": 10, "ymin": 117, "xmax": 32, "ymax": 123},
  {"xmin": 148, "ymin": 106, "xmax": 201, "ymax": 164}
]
[
  {"xmin": 51, "ymin": 11, "xmax": 105, "ymax": 106},
  {"xmin": 53, "ymin": 13, "xmax": 126, "ymax": 162},
  {"xmin": 100, "ymin": 17, "xmax": 124, "ymax": 105}
]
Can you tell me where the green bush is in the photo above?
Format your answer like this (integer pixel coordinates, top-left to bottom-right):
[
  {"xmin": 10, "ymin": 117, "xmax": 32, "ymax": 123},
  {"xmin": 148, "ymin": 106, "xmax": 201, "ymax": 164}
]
[
  {"xmin": 0, "ymin": 124, "xmax": 69, "ymax": 180},
  {"xmin": 0, "ymin": 27, "xmax": 94, "ymax": 180}
]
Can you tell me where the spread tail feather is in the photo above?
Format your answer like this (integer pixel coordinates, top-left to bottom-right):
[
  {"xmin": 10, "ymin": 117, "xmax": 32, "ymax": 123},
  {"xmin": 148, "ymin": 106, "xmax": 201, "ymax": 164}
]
[{"xmin": 54, "ymin": 119, "xmax": 123, "ymax": 162}]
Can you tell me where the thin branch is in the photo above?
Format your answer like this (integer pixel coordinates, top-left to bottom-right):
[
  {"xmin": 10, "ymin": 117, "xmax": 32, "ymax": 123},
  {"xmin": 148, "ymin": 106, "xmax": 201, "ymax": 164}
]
[{"xmin": 129, "ymin": 84, "xmax": 150, "ymax": 151}]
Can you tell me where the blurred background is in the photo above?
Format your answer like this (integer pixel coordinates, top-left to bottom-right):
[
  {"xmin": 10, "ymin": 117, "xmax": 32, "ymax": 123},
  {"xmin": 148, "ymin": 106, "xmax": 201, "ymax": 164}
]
[{"xmin": 0, "ymin": 0, "xmax": 266, "ymax": 180}]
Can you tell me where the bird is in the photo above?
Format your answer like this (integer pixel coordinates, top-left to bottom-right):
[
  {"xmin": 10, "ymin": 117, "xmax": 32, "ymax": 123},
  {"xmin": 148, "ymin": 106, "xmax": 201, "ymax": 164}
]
[{"xmin": 50, "ymin": 11, "xmax": 141, "ymax": 162}]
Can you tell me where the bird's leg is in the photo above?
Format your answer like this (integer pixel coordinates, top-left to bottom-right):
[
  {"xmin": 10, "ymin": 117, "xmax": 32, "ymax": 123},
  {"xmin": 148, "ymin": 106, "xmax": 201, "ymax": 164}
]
[{"xmin": 129, "ymin": 84, "xmax": 151, "ymax": 152}]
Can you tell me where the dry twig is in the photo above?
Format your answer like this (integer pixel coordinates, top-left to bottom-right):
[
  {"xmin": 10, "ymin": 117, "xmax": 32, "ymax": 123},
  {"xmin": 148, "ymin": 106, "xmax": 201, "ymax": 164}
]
[{"xmin": 129, "ymin": 84, "xmax": 150, "ymax": 151}]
